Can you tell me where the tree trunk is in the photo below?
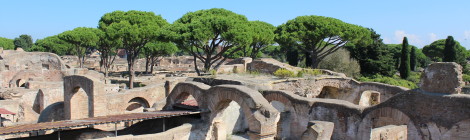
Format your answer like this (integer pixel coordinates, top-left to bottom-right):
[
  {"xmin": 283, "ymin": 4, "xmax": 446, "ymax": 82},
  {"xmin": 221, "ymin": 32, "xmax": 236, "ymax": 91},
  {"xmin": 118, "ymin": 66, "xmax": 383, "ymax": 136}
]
[
  {"xmin": 127, "ymin": 51, "xmax": 135, "ymax": 89},
  {"xmin": 305, "ymin": 52, "xmax": 312, "ymax": 67},
  {"xmin": 103, "ymin": 56, "xmax": 108, "ymax": 77},
  {"xmin": 128, "ymin": 61, "xmax": 134, "ymax": 89},
  {"xmin": 150, "ymin": 57, "xmax": 156, "ymax": 74},
  {"xmin": 204, "ymin": 54, "xmax": 212, "ymax": 73},
  {"xmin": 310, "ymin": 53, "xmax": 320, "ymax": 68},
  {"xmin": 105, "ymin": 66, "xmax": 109, "ymax": 77},
  {"xmin": 145, "ymin": 57, "xmax": 150, "ymax": 74},
  {"xmin": 99, "ymin": 57, "xmax": 103, "ymax": 71},
  {"xmin": 80, "ymin": 56, "xmax": 85, "ymax": 68},
  {"xmin": 193, "ymin": 55, "xmax": 201, "ymax": 76},
  {"xmin": 77, "ymin": 46, "xmax": 83, "ymax": 68}
]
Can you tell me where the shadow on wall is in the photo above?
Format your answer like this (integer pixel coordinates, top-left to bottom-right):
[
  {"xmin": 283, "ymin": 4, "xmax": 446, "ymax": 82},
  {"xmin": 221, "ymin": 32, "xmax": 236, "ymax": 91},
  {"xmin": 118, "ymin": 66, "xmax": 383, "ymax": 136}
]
[{"xmin": 37, "ymin": 102, "xmax": 64, "ymax": 123}]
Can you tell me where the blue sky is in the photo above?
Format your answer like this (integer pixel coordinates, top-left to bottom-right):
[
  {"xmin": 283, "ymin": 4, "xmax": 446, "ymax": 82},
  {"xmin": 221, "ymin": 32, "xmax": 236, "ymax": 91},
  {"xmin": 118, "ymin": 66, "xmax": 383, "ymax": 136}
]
[{"xmin": 1, "ymin": 0, "xmax": 469, "ymax": 48}]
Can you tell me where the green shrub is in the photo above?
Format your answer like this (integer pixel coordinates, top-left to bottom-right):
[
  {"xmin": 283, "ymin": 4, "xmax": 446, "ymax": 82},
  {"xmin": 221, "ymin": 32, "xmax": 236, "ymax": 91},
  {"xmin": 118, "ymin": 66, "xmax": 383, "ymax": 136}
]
[
  {"xmin": 209, "ymin": 69, "xmax": 217, "ymax": 76},
  {"xmin": 463, "ymin": 74, "xmax": 470, "ymax": 82},
  {"xmin": 318, "ymin": 49, "xmax": 361, "ymax": 78},
  {"xmin": 274, "ymin": 68, "xmax": 295, "ymax": 78},
  {"xmin": 296, "ymin": 70, "xmax": 304, "ymax": 77},
  {"xmin": 305, "ymin": 69, "xmax": 323, "ymax": 76},
  {"xmin": 248, "ymin": 70, "xmax": 260, "ymax": 75},
  {"xmin": 297, "ymin": 69, "xmax": 323, "ymax": 77},
  {"xmin": 232, "ymin": 67, "xmax": 239, "ymax": 74},
  {"xmin": 406, "ymin": 72, "xmax": 421, "ymax": 84},
  {"xmin": 357, "ymin": 75, "xmax": 418, "ymax": 89}
]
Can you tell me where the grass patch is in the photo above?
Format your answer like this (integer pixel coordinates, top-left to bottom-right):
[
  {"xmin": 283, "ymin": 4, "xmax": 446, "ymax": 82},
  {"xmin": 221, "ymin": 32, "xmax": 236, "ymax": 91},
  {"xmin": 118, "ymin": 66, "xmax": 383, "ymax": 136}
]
[
  {"xmin": 274, "ymin": 68, "xmax": 295, "ymax": 78},
  {"xmin": 357, "ymin": 74, "xmax": 418, "ymax": 89}
]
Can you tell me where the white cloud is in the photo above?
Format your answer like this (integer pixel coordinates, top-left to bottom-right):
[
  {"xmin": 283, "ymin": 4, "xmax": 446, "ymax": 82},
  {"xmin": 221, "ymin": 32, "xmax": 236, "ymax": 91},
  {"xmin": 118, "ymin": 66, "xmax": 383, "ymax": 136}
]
[
  {"xmin": 393, "ymin": 30, "xmax": 423, "ymax": 46},
  {"xmin": 465, "ymin": 30, "xmax": 470, "ymax": 40},
  {"xmin": 429, "ymin": 33, "xmax": 438, "ymax": 42}
]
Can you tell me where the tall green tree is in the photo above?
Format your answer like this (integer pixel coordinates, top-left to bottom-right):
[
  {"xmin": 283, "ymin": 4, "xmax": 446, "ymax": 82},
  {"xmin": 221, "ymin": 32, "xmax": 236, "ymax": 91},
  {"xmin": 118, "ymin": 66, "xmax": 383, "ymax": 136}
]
[
  {"xmin": 99, "ymin": 10, "xmax": 168, "ymax": 88},
  {"xmin": 399, "ymin": 37, "xmax": 411, "ymax": 79},
  {"xmin": 285, "ymin": 46, "xmax": 299, "ymax": 66},
  {"xmin": 346, "ymin": 29, "xmax": 396, "ymax": 76},
  {"xmin": 275, "ymin": 15, "xmax": 371, "ymax": 68},
  {"xmin": 142, "ymin": 41, "xmax": 178, "ymax": 74},
  {"xmin": 165, "ymin": 8, "xmax": 251, "ymax": 75},
  {"xmin": 410, "ymin": 46, "xmax": 417, "ymax": 71},
  {"xmin": 94, "ymin": 29, "xmax": 121, "ymax": 77},
  {"xmin": 0, "ymin": 37, "xmax": 15, "ymax": 50},
  {"xmin": 58, "ymin": 27, "xmax": 100, "ymax": 68},
  {"xmin": 422, "ymin": 39, "xmax": 468, "ymax": 65},
  {"xmin": 246, "ymin": 21, "xmax": 276, "ymax": 59},
  {"xmin": 443, "ymin": 36, "xmax": 457, "ymax": 62},
  {"xmin": 14, "ymin": 34, "xmax": 33, "ymax": 50},
  {"xmin": 34, "ymin": 35, "xmax": 73, "ymax": 55}
]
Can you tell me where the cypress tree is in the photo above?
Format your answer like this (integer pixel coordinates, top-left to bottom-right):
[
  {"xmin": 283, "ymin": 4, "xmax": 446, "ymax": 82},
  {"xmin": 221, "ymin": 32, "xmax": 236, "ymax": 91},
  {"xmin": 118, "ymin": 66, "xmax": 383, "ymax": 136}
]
[
  {"xmin": 399, "ymin": 37, "xmax": 411, "ymax": 79},
  {"xmin": 410, "ymin": 46, "xmax": 417, "ymax": 71},
  {"xmin": 443, "ymin": 36, "xmax": 457, "ymax": 62}
]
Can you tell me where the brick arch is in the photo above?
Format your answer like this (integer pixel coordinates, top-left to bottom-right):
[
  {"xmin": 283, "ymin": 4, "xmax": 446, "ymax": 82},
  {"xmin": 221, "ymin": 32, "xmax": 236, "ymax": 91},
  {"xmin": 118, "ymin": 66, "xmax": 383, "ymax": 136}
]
[
  {"xmin": 163, "ymin": 82, "xmax": 280, "ymax": 139},
  {"xmin": 357, "ymin": 90, "xmax": 381, "ymax": 106},
  {"xmin": 8, "ymin": 71, "xmax": 36, "ymax": 87},
  {"xmin": 64, "ymin": 75, "xmax": 105, "ymax": 120},
  {"xmin": 441, "ymin": 119, "xmax": 470, "ymax": 139},
  {"xmin": 357, "ymin": 107, "xmax": 413, "ymax": 140},
  {"xmin": 32, "ymin": 89, "xmax": 45, "ymax": 114},
  {"xmin": 206, "ymin": 85, "xmax": 280, "ymax": 140},
  {"xmin": 163, "ymin": 82, "xmax": 210, "ymax": 111},
  {"xmin": 262, "ymin": 90, "xmax": 313, "ymax": 139},
  {"xmin": 262, "ymin": 91, "xmax": 295, "ymax": 110},
  {"xmin": 352, "ymin": 82, "xmax": 408, "ymax": 104},
  {"xmin": 126, "ymin": 97, "xmax": 150, "ymax": 111},
  {"xmin": 312, "ymin": 78, "xmax": 355, "ymax": 101}
]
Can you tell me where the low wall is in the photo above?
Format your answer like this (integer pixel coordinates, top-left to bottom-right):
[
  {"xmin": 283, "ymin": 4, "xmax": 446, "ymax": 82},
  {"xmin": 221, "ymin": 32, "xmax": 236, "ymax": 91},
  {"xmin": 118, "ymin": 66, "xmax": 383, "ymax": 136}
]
[{"xmin": 94, "ymin": 123, "xmax": 195, "ymax": 140}]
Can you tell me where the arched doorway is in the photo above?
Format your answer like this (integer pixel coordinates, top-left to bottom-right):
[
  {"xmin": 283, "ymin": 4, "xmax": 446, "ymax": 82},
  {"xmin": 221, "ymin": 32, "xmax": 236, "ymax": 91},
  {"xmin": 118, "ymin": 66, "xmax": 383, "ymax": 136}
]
[
  {"xmin": 70, "ymin": 87, "xmax": 90, "ymax": 119},
  {"xmin": 172, "ymin": 92, "xmax": 200, "ymax": 110},
  {"xmin": 211, "ymin": 99, "xmax": 250, "ymax": 139},
  {"xmin": 358, "ymin": 91, "xmax": 380, "ymax": 107},
  {"xmin": 32, "ymin": 90, "xmax": 44, "ymax": 114},
  {"xmin": 16, "ymin": 79, "xmax": 26, "ymax": 87},
  {"xmin": 270, "ymin": 100, "xmax": 294, "ymax": 139},
  {"xmin": 359, "ymin": 107, "xmax": 412, "ymax": 140},
  {"xmin": 126, "ymin": 97, "xmax": 150, "ymax": 112},
  {"xmin": 317, "ymin": 86, "xmax": 341, "ymax": 99}
]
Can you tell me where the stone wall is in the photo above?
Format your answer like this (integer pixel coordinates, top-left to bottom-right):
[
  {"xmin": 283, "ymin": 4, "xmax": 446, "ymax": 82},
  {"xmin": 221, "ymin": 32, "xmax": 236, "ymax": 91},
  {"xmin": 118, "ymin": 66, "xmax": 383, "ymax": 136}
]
[
  {"xmin": 163, "ymin": 82, "xmax": 280, "ymax": 140},
  {"xmin": 247, "ymin": 58, "xmax": 301, "ymax": 74},
  {"xmin": 370, "ymin": 125, "xmax": 407, "ymax": 140},
  {"xmin": 94, "ymin": 123, "xmax": 198, "ymax": 140},
  {"xmin": 271, "ymin": 77, "xmax": 408, "ymax": 105}
]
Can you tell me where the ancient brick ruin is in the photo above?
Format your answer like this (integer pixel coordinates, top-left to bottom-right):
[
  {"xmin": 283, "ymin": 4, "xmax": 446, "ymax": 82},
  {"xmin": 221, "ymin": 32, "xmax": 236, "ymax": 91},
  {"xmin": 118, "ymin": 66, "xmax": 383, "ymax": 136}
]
[{"xmin": 0, "ymin": 49, "xmax": 469, "ymax": 140}]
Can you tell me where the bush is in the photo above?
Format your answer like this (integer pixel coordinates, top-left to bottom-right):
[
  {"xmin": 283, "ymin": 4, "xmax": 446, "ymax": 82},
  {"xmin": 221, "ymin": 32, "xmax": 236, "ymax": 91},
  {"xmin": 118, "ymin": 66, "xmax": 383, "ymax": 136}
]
[
  {"xmin": 463, "ymin": 74, "xmax": 470, "ymax": 83},
  {"xmin": 274, "ymin": 68, "xmax": 295, "ymax": 78},
  {"xmin": 318, "ymin": 49, "xmax": 361, "ymax": 78},
  {"xmin": 357, "ymin": 75, "xmax": 418, "ymax": 89},
  {"xmin": 232, "ymin": 67, "xmax": 239, "ymax": 73},
  {"xmin": 297, "ymin": 68, "xmax": 323, "ymax": 77},
  {"xmin": 248, "ymin": 70, "xmax": 260, "ymax": 75},
  {"xmin": 209, "ymin": 69, "xmax": 217, "ymax": 76},
  {"xmin": 405, "ymin": 71, "xmax": 422, "ymax": 85}
]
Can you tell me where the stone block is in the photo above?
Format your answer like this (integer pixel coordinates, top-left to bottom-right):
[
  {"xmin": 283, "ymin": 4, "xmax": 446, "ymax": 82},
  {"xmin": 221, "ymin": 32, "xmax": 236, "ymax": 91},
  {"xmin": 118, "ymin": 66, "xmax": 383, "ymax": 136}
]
[
  {"xmin": 301, "ymin": 121, "xmax": 334, "ymax": 140},
  {"xmin": 420, "ymin": 62, "xmax": 464, "ymax": 94}
]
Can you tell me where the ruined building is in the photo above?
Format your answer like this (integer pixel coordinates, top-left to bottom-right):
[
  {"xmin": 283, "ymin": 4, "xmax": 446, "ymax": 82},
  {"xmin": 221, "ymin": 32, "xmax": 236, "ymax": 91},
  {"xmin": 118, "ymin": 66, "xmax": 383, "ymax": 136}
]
[{"xmin": 0, "ymin": 50, "xmax": 469, "ymax": 140}]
